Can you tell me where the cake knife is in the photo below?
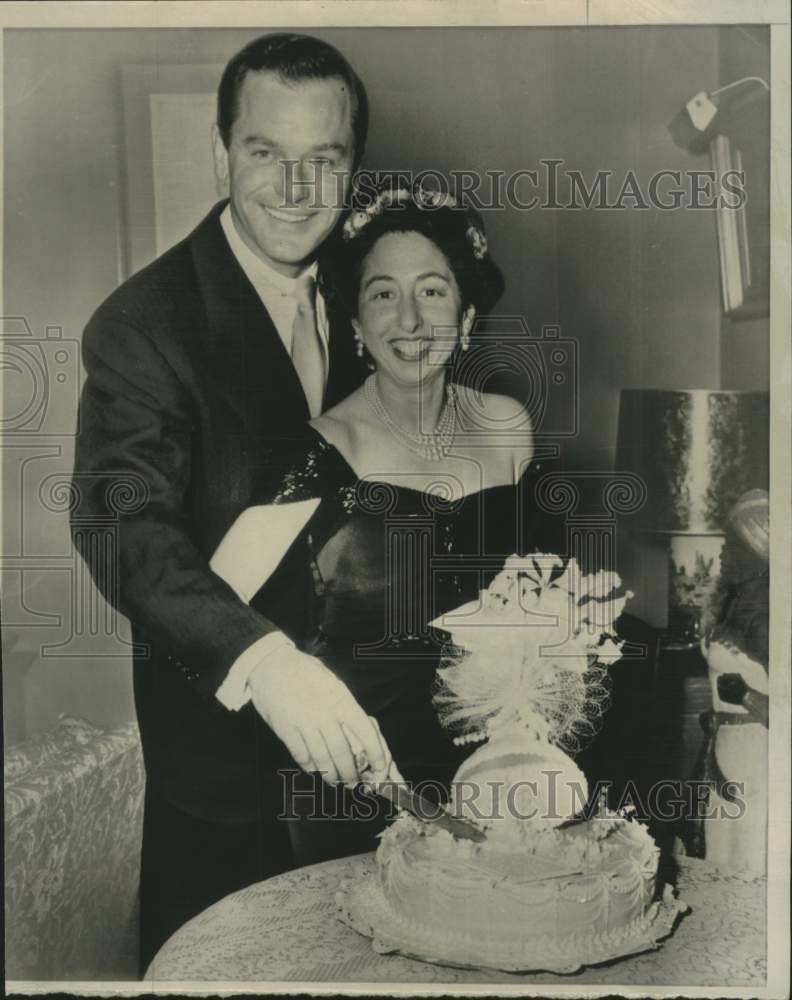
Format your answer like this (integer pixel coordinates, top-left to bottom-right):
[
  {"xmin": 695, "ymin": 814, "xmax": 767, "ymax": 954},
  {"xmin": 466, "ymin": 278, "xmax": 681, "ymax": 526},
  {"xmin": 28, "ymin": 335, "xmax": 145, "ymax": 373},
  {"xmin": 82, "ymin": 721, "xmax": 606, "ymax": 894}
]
[
  {"xmin": 347, "ymin": 726, "xmax": 487, "ymax": 842},
  {"xmin": 355, "ymin": 753, "xmax": 487, "ymax": 843},
  {"xmin": 358, "ymin": 770, "xmax": 487, "ymax": 843}
]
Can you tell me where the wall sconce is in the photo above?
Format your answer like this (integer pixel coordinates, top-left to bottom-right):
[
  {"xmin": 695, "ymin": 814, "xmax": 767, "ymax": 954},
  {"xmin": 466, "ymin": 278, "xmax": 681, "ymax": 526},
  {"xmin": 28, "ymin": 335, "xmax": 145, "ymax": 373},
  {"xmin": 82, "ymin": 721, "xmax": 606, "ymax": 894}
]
[{"xmin": 668, "ymin": 76, "xmax": 769, "ymax": 153}]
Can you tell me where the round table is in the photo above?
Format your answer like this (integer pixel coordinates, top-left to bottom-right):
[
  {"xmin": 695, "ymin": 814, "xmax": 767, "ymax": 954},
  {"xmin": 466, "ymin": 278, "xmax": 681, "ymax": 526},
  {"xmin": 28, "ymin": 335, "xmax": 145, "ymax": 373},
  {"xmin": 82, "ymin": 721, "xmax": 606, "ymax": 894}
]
[{"xmin": 145, "ymin": 854, "xmax": 766, "ymax": 987}]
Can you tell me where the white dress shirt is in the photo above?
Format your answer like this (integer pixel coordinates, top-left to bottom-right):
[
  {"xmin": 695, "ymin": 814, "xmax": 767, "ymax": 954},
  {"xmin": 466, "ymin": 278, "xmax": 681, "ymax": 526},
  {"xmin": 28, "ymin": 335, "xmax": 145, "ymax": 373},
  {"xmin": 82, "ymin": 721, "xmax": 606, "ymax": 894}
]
[
  {"xmin": 219, "ymin": 204, "xmax": 329, "ymax": 362},
  {"xmin": 214, "ymin": 205, "xmax": 330, "ymax": 711}
]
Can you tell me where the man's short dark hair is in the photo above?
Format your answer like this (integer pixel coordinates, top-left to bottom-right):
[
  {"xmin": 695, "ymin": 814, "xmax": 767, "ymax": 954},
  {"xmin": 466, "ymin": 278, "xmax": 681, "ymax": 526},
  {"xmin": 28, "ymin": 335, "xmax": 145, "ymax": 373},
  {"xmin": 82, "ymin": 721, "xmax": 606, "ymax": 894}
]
[{"xmin": 217, "ymin": 33, "xmax": 369, "ymax": 168}]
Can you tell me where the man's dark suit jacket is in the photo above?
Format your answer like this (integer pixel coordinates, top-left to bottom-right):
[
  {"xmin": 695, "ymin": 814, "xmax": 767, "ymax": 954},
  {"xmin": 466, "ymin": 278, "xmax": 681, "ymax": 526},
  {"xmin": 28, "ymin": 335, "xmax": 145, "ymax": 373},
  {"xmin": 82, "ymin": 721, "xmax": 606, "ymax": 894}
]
[{"xmin": 72, "ymin": 201, "xmax": 364, "ymax": 824}]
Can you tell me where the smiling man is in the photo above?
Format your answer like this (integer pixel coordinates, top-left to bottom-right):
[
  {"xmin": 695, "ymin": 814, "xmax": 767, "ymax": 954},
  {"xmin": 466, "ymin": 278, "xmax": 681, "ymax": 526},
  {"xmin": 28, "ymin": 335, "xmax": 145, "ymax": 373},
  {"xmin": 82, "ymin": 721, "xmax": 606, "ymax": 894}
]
[
  {"xmin": 71, "ymin": 34, "xmax": 389, "ymax": 973},
  {"xmin": 213, "ymin": 68, "xmax": 354, "ymax": 275}
]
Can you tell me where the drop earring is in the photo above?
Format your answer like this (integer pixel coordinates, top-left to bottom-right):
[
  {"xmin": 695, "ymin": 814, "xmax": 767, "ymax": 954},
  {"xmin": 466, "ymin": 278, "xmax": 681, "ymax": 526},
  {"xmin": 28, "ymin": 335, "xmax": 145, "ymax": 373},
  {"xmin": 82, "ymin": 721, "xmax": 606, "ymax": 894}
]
[
  {"xmin": 460, "ymin": 307, "xmax": 475, "ymax": 352},
  {"xmin": 354, "ymin": 332, "xmax": 364, "ymax": 358}
]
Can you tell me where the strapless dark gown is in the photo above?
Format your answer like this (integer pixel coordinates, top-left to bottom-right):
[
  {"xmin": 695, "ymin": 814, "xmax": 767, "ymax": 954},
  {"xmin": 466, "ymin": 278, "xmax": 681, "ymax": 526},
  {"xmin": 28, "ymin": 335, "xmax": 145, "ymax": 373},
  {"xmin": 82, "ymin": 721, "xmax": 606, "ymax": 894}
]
[{"xmin": 249, "ymin": 426, "xmax": 566, "ymax": 791}]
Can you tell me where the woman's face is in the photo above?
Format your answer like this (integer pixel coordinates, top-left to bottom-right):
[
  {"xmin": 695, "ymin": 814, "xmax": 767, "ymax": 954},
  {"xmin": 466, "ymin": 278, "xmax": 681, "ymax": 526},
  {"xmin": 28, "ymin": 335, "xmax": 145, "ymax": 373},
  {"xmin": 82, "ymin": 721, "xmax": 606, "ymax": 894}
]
[{"xmin": 352, "ymin": 231, "xmax": 474, "ymax": 386}]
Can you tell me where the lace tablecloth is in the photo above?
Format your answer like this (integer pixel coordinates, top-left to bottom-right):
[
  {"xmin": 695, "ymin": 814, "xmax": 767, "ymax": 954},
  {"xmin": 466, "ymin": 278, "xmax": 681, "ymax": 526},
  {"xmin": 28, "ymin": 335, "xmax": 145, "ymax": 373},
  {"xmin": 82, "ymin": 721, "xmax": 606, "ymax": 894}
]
[{"xmin": 145, "ymin": 854, "xmax": 766, "ymax": 987}]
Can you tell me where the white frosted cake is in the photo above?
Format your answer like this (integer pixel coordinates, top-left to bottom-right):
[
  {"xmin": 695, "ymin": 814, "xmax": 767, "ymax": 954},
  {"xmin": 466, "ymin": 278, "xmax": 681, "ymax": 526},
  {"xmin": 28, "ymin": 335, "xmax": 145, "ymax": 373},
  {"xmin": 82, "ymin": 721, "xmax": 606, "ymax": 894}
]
[
  {"xmin": 338, "ymin": 555, "xmax": 688, "ymax": 972},
  {"xmin": 338, "ymin": 741, "xmax": 687, "ymax": 973}
]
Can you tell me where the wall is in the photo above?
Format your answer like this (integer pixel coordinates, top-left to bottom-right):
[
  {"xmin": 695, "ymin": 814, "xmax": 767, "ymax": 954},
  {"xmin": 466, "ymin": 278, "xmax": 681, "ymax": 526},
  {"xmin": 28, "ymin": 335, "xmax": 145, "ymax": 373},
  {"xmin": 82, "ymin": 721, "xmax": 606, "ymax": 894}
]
[{"xmin": 3, "ymin": 26, "xmax": 725, "ymax": 741}]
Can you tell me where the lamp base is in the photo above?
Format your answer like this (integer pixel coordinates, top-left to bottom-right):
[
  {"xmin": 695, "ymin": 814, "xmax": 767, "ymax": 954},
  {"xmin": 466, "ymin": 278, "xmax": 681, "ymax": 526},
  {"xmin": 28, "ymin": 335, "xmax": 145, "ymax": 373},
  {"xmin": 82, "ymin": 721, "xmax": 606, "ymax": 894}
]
[{"xmin": 667, "ymin": 535, "xmax": 725, "ymax": 647}]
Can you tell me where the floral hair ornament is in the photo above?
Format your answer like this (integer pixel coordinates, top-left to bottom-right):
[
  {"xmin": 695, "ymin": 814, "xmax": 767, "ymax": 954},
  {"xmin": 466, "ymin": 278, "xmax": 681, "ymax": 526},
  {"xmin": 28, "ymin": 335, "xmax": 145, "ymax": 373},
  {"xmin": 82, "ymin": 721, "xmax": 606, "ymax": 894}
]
[
  {"xmin": 466, "ymin": 225, "xmax": 488, "ymax": 261},
  {"xmin": 342, "ymin": 184, "xmax": 489, "ymax": 260}
]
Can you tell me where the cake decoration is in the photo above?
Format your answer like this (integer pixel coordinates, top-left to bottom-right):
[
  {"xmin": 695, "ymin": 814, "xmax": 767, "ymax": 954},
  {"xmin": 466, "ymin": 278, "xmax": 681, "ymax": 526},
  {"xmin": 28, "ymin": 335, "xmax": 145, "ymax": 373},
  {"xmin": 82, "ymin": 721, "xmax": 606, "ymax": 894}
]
[{"xmin": 337, "ymin": 553, "xmax": 689, "ymax": 973}]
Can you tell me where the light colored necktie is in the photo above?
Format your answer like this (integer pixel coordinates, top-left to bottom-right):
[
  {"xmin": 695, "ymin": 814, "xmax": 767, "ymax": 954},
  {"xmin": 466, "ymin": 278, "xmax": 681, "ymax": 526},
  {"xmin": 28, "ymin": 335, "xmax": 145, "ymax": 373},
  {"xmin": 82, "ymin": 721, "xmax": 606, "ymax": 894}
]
[{"xmin": 290, "ymin": 274, "xmax": 325, "ymax": 418}]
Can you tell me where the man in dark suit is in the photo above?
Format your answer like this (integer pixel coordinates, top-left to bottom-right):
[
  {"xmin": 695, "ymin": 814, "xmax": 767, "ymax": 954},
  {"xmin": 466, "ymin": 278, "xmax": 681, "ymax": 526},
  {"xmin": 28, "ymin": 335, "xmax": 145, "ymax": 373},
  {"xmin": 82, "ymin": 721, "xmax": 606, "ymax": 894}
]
[{"xmin": 71, "ymin": 33, "xmax": 392, "ymax": 972}]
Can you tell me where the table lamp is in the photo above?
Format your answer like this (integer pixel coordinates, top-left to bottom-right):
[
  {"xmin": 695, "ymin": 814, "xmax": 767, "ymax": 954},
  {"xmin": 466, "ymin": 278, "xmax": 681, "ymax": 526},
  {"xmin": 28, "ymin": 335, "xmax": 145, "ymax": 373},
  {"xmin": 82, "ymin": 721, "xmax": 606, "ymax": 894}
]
[{"xmin": 615, "ymin": 389, "xmax": 769, "ymax": 647}]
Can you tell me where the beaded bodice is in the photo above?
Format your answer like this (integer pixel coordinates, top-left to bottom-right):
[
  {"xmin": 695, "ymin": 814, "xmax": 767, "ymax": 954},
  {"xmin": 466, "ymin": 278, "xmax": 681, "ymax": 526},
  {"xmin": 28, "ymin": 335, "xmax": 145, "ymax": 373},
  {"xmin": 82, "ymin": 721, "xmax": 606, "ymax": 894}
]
[{"xmin": 247, "ymin": 426, "xmax": 563, "ymax": 762}]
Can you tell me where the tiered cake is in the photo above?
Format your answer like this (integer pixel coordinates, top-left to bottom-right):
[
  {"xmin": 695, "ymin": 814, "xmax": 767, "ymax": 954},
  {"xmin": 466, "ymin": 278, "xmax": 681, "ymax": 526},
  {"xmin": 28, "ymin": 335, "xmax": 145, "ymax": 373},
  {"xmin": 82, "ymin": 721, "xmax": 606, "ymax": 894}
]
[
  {"xmin": 339, "ymin": 744, "xmax": 686, "ymax": 973},
  {"xmin": 338, "ymin": 554, "xmax": 688, "ymax": 973}
]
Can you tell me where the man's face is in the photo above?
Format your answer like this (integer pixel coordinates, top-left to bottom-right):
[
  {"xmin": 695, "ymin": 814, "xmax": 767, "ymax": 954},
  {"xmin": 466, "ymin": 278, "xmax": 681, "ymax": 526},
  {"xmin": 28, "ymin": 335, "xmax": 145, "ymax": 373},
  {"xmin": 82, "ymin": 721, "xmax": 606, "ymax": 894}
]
[{"xmin": 213, "ymin": 71, "xmax": 354, "ymax": 277}]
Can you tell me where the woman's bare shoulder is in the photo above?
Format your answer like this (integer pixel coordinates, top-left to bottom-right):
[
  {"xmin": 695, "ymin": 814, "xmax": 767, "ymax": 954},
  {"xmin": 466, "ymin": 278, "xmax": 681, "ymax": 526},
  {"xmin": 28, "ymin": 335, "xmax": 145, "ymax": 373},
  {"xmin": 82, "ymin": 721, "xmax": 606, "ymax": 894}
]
[{"xmin": 310, "ymin": 387, "xmax": 369, "ymax": 450}]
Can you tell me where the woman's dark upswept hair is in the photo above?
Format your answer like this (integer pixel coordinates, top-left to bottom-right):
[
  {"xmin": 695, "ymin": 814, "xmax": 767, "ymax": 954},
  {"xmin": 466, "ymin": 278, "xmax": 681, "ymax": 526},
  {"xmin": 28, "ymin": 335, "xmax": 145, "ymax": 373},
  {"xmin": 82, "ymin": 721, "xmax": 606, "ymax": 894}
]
[
  {"xmin": 217, "ymin": 33, "xmax": 369, "ymax": 168},
  {"xmin": 320, "ymin": 193, "xmax": 505, "ymax": 321}
]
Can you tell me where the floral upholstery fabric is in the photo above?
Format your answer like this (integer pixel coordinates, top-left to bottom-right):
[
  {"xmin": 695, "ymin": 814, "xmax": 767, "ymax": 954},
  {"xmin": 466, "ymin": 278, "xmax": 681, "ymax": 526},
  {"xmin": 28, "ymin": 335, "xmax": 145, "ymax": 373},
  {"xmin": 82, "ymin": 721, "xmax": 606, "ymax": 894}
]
[
  {"xmin": 5, "ymin": 714, "xmax": 110, "ymax": 782},
  {"xmin": 5, "ymin": 715, "xmax": 145, "ymax": 980}
]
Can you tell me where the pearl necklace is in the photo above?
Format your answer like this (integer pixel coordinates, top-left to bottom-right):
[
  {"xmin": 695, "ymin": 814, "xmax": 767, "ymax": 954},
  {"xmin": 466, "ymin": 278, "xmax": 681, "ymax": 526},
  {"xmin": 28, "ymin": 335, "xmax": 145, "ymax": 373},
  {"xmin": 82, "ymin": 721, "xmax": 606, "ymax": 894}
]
[{"xmin": 364, "ymin": 374, "xmax": 456, "ymax": 462}]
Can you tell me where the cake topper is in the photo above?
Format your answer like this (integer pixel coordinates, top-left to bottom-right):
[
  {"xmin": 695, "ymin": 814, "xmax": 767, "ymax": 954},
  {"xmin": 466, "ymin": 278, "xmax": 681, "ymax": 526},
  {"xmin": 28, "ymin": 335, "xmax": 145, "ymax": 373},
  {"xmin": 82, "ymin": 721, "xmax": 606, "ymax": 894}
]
[{"xmin": 430, "ymin": 553, "xmax": 633, "ymax": 753}]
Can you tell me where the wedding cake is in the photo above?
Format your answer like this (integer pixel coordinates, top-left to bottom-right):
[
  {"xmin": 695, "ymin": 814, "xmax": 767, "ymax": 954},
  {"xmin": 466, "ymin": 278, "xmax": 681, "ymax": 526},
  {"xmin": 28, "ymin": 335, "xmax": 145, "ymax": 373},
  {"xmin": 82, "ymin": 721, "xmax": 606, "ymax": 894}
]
[{"xmin": 338, "ymin": 555, "xmax": 688, "ymax": 973}]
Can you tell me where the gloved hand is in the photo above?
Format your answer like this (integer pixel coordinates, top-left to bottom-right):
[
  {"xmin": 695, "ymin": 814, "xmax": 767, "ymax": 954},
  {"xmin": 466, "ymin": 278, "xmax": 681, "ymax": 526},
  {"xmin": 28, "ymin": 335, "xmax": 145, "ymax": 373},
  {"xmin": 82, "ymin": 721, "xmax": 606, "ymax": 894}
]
[
  {"xmin": 343, "ymin": 717, "xmax": 405, "ymax": 790},
  {"xmin": 247, "ymin": 647, "xmax": 398, "ymax": 786}
]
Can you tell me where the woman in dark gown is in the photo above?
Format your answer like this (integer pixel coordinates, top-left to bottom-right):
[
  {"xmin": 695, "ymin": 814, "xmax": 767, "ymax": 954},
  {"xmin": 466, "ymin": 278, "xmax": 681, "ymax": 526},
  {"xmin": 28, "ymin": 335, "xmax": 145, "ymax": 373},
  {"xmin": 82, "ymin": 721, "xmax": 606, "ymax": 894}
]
[{"xmin": 210, "ymin": 188, "xmax": 563, "ymax": 863}]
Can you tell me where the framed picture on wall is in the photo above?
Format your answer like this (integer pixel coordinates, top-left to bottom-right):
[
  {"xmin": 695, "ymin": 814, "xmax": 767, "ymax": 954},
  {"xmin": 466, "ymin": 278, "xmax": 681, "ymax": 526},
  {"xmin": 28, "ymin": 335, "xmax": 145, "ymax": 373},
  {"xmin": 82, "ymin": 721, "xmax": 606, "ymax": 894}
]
[
  {"xmin": 711, "ymin": 93, "xmax": 770, "ymax": 319},
  {"xmin": 120, "ymin": 64, "xmax": 225, "ymax": 277}
]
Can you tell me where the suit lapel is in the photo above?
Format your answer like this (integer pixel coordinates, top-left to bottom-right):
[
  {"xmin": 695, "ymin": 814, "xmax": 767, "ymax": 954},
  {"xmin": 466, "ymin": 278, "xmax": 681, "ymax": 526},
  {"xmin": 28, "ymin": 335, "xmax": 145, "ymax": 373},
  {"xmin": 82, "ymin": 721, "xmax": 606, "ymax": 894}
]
[
  {"xmin": 319, "ymin": 241, "xmax": 367, "ymax": 408},
  {"xmin": 188, "ymin": 202, "xmax": 366, "ymax": 426},
  {"xmin": 188, "ymin": 202, "xmax": 310, "ymax": 432},
  {"xmin": 325, "ymin": 309, "xmax": 365, "ymax": 408}
]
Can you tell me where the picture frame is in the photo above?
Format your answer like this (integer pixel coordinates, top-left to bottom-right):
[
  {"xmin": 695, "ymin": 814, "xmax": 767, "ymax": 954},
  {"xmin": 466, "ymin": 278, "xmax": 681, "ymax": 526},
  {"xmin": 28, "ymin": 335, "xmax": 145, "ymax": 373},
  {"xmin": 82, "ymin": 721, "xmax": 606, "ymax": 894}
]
[{"xmin": 120, "ymin": 63, "xmax": 224, "ymax": 277}]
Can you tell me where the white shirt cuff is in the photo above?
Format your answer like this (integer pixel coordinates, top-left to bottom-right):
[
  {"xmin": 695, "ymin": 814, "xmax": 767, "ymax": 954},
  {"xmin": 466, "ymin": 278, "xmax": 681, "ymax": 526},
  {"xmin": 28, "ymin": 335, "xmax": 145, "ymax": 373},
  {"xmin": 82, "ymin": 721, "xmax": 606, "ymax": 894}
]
[{"xmin": 215, "ymin": 631, "xmax": 296, "ymax": 711}]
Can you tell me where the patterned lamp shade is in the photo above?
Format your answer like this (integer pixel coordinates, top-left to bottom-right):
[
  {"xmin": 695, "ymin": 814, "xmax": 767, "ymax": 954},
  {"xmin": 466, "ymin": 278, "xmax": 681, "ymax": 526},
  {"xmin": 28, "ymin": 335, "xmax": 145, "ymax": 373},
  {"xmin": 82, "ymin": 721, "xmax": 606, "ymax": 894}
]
[{"xmin": 616, "ymin": 390, "xmax": 769, "ymax": 534}]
